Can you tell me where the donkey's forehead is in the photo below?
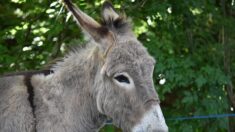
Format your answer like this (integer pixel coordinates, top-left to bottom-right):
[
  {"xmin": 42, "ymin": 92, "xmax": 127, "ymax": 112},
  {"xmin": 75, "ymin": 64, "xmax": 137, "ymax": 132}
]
[{"xmin": 108, "ymin": 40, "xmax": 155, "ymax": 66}]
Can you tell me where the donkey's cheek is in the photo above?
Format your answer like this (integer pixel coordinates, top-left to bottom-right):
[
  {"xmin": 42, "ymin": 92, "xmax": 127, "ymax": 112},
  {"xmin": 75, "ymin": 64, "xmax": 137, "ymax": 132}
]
[{"xmin": 132, "ymin": 104, "xmax": 168, "ymax": 132}]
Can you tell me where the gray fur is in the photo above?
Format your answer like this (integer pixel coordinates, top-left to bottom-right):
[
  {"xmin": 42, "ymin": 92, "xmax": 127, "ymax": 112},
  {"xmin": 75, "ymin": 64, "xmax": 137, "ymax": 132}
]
[
  {"xmin": 0, "ymin": 76, "xmax": 35, "ymax": 131},
  {"xmin": 0, "ymin": 1, "xmax": 167, "ymax": 132}
]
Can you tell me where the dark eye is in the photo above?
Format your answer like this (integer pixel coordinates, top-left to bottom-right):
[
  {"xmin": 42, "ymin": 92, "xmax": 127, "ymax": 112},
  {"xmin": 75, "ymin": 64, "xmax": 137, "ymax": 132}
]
[{"xmin": 114, "ymin": 75, "xmax": 130, "ymax": 84}]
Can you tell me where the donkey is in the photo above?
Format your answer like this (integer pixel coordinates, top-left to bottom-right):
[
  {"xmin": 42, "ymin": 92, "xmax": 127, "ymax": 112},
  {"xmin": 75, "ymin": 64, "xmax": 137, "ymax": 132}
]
[{"xmin": 0, "ymin": 0, "xmax": 168, "ymax": 131}]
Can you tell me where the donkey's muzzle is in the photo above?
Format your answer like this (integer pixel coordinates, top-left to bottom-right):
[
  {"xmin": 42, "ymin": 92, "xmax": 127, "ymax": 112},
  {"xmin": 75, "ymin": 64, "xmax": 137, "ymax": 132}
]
[{"xmin": 132, "ymin": 104, "xmax": 168, "ymax": 132}]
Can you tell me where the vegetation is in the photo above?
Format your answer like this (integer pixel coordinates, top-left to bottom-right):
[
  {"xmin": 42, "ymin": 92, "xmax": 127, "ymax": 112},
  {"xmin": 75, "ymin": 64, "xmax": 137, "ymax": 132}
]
[{"xmin": 0, "ymin": 0, "xmax": 234, "ymax": 131}]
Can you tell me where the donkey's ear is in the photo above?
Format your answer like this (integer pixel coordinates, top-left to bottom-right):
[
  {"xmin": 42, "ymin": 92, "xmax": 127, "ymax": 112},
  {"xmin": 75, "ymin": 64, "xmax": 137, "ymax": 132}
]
[
  {"xmin": 102, "ymin": 2, "xmax": 120, "ymax": 23},
  {"xmin": 101, "ymin": 2, "xmax": 132, "ymax": 35},
  {"xmin": 63, "ymin": 0, "xmax": 109, "ymax": 41}
]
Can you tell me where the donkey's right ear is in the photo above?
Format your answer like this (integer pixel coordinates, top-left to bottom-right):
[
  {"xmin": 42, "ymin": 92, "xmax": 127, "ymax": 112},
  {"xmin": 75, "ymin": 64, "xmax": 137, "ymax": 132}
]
[
  {"xmin": 102, "ymin": 1, "xmax": 120, "ymax": 22},
  {"xmin": 63, "ymin": 0, "xmax": 109, "ymax": 42}
]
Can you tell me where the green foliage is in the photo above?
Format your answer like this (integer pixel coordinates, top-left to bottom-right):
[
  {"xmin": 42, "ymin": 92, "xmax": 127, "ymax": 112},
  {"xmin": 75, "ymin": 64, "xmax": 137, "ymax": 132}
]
[{"xmin": 0, "ymin": 0, "xmax": 235, "ymax": 131}]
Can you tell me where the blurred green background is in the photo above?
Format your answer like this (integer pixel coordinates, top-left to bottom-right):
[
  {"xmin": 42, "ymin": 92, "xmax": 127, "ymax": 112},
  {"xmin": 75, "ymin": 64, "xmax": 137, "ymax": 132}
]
[{"xmin": 0, "ymin": 0, "xmax": 235, "ymax": 131}]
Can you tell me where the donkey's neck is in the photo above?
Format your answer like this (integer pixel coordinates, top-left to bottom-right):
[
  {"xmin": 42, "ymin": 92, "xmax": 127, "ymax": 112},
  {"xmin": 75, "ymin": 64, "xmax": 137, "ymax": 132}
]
[{"xmin": 31, "ymin": 43, "xmax": 107, "ymax": 131}]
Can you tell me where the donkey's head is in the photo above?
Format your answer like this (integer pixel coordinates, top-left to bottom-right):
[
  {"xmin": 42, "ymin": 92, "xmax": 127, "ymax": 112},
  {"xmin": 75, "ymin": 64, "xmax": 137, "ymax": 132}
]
[{"xmin": 63, "ymin": 0, "xmax": 168, "ymax": 131}]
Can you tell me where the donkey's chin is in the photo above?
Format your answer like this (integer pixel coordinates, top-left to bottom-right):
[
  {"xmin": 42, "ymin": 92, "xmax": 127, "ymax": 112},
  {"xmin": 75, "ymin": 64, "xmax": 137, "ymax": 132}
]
[{"xmin": 132, "ymin": 104, "xmax": 168, "ymax": 132}]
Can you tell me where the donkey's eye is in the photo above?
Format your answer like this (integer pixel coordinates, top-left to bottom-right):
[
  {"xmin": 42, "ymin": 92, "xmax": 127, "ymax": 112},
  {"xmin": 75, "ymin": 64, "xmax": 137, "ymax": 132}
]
[
  {"xmin": 113, "ymin": 72, "xmax": 134, "ymax": 90},
  {"xmin": 114, "ymin": 75, "xmax": 130, "ymax": 84}
]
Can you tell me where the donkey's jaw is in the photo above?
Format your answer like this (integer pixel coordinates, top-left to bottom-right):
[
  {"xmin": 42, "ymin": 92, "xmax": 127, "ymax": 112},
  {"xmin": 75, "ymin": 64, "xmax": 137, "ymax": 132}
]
[{"xmin": 132, "ymin": 104, "xmax": 168, "ymax": 132}]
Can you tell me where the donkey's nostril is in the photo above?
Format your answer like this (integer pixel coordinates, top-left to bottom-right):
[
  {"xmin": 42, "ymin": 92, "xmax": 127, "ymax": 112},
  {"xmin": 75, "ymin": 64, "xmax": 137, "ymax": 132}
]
[{"xmin": 144, "ymin": 99, "xmax": 159, "ymax": 106}]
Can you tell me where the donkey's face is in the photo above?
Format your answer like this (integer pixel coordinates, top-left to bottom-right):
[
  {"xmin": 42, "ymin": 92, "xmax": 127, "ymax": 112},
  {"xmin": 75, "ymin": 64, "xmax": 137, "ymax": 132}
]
[
  {"xmin": 63, "ymin": 0, "xmax": 168, "ymax": 131},
  {"xmin": 98, "ymin": 40, "xmax": 169, "ymax": 131}
]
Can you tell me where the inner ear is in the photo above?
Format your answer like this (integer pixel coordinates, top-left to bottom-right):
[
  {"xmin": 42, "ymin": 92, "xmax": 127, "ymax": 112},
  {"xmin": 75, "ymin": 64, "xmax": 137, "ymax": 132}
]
[
  {"xmin": 63, "ymin": 0, "xmax": 116, "ymax": 55},
  {"xmin": 101, "ymin": 1, "xmax": 132, "ymax": 35},
  {"xmin": 102, "ymin": 1, "xmax": 120, "ymax": 23},
  {"xmin": 63, "ymin": 0, "xmax": 109, "ymax": 42}
]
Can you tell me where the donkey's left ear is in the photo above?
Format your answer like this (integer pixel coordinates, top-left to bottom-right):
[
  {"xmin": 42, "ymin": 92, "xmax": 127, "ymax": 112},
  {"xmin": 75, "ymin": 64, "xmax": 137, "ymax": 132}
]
[
  {"xmin": 63, "ymin": 0, "xmax": 110, "ymax": 42},
  {"xmin": 102, "ymin": 2, "xmax": 120, "ymax": 22}
]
